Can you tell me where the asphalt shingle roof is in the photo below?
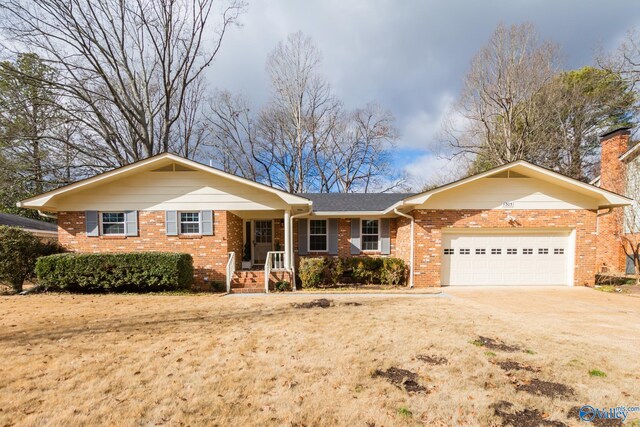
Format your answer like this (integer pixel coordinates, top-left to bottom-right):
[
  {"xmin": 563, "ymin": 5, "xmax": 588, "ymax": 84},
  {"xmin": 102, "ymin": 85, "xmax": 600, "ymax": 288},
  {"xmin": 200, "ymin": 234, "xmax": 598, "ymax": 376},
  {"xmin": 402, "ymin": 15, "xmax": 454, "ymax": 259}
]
[
  {"xmin": 297, "ymin": 193, "xmax": 414, "ymax": 212},
  {"xmin": 0, "ymin": 212, "xmax": 57, "ymax": 232}
]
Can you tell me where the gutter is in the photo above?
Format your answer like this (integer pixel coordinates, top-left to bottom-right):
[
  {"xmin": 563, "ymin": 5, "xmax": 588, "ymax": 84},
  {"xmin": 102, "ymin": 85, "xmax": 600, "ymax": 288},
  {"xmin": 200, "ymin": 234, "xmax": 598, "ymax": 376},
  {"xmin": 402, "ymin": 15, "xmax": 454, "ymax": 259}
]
[
  {"xmin": 596, "ymin": 207, "xmax": 613, "ymax": 217},
  {"xmin": 393, "ymin": 207, "xmax": 415, "ymax": 288},
  {"xmin": 289, "ymin": 207, "xmax": 313, "ymax": 291},
  {"xmin": 38, "ymin": 210, "xmax": 57, "ymax": 220}
]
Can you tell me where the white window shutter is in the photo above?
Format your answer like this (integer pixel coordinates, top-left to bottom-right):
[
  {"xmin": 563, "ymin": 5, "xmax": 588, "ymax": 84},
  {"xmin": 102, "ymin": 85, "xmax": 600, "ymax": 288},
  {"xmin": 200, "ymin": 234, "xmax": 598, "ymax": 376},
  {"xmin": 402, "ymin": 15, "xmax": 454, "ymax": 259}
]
[
  {"xmin": 201, "ymin": 210, "xmax": 213, "ymax": 235},
  {"xmin": 350, "ymin": 219, "xmax": 360, "ymax": 254},
  {"xmin": 166, "ymin": 211, "xmax": 178, "ymax": 236},
  {"xmin": 86, "ymin": 211, "xmax": 99, "ymax": 237},
  {"xmin": 125, "ymin": 211, "xmax": 138, "ymax": 236}
]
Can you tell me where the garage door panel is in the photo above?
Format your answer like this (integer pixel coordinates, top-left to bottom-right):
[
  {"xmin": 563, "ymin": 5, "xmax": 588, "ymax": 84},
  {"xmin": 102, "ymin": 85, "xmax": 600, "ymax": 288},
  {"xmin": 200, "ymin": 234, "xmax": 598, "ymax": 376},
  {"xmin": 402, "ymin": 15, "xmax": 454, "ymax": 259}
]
[{"xmin": 441, "ymin": 232, "xmax": 571, "ymax": 286}]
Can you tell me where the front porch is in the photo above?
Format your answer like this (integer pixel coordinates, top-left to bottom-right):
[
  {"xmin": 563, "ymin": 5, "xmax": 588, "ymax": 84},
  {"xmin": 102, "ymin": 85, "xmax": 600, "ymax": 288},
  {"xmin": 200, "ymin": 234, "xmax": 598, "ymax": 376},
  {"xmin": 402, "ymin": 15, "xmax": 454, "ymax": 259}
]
[{"xmin": 225, "ymin": 211, "xmax": 295, "ymax": 293}]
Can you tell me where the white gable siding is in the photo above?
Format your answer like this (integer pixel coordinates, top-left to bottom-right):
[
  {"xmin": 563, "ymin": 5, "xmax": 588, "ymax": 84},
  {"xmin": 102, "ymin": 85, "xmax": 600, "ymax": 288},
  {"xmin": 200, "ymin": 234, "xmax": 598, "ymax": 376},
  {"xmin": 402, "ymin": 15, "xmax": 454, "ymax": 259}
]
[
  {"xmin": 55, "ymin": 170, "xmax": 290, "ymax": 211},
  {"xmin": 418, "ymin": 177, "xmax": 599, "ymax": 210}
]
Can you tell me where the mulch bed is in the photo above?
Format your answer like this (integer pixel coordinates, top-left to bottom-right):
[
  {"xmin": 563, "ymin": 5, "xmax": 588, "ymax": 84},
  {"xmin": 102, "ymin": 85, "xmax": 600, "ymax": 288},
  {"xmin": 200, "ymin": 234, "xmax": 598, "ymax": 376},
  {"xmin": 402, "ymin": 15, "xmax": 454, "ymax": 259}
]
[
  {"xmin": 475, "ymin": 336, "xmax": 522, "ymax": 352},
  {"xmin": 514, "ymin": 379, "xmax": 574, "ymax": 399},
  {"xmin": 416, "ymin": 354, "xmax": 448, "ymax": 365},
  {"xmin": 372, "ymin": 367, "xmax": 428, "ymax": 393},
  {"xmin": 496, "ymin": 360, "xmax": 540, "ymax": 373},
  {"xmin": 292, "ymin": 298, "xmax": 334, "ymax": 309},
  {"xmin": 491, "ymin": 401, "xmax": 567, "ymax": 427},
  {"xmin": 567, "ymin": 406, "xmax": 624, "ymax": 426}
]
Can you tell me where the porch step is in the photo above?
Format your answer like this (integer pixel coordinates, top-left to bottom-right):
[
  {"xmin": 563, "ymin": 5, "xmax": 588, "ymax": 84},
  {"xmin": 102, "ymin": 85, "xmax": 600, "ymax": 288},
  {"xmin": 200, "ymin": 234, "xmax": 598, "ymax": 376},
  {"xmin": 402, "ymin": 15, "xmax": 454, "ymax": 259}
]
[{"xmin": 231, "ymin": 270, "xmax": 265, "ymax": 288}]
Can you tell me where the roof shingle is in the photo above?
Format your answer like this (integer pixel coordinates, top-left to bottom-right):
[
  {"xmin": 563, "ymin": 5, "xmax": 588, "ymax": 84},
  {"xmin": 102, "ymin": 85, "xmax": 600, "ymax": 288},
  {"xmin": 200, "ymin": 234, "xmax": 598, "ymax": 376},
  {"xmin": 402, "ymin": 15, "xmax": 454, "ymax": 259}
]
[
  {"xmin": 0, "ymin": 213, "xmax": 57, "ymax": 232},
  {"xmin": 297, "ymin": 193, "xmax": 414, "ymax": 212}
]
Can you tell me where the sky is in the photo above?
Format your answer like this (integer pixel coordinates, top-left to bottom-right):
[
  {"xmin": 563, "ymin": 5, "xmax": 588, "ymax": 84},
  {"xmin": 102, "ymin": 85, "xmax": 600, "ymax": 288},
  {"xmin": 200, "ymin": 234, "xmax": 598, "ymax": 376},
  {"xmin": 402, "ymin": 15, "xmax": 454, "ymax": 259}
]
[{"xmin": 206, "ymin": 0, "xmax": 640, "ymax": 188}]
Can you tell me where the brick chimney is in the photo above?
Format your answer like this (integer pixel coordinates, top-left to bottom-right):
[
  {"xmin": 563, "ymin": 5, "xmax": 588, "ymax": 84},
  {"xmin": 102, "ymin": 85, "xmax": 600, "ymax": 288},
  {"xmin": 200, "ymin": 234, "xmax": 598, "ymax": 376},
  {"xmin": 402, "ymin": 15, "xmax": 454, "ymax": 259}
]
[
  {"xmin": 596, "ymin": 126, "xmax": 631, "ymax": 274},
  {"xmin": 599, "ymin": 126, "xmax": 631, "ymax": 194}
]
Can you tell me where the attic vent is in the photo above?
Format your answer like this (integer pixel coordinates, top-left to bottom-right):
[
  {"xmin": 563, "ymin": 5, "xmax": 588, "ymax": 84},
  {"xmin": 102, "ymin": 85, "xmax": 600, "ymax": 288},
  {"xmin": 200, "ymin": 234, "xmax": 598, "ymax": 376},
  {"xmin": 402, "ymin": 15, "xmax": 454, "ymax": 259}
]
[
  {"xmin": 151, "ymin": 163, "xmax": 195, "ymax": 172},
  {"xmin": 487, "ymin": 170, "xmax": 529, "ymax": 178}
]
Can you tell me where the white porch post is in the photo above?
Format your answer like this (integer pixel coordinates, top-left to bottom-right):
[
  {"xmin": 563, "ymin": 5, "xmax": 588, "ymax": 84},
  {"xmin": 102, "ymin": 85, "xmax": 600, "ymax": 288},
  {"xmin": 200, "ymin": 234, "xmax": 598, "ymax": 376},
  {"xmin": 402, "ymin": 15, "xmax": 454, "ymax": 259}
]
[{"xmin": 284, "ymin": 210, "xmax": 291, "ymax": 270}]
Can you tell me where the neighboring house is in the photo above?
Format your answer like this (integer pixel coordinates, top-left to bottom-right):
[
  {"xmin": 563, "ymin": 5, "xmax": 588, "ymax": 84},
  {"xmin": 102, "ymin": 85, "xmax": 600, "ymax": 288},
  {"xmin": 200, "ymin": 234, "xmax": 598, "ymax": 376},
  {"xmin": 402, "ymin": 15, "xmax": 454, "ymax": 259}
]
[
  {"xmin": 0, "ymin": 212, "xmax": 58, "ymax": 240},
  {"xmin": 17, "ymin": 153, "xmax": 630, "ymax": 291},
  {"xmin": 591, "ymin": 127, "xmax": 640, "ymax": 274}
]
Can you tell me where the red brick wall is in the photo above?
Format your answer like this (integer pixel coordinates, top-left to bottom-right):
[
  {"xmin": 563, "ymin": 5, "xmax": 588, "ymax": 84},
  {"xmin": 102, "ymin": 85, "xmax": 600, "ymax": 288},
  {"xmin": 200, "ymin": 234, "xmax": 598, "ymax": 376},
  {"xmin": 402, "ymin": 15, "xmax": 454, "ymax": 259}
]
[
  {"xmin": 596, "ymin": 129, "xmax": 630, "ymax": 273},
  {"xmin": 58, "ymin": 210, "xmax": 243, "ymax": 290},
  {"xmin": 227, "ymin": 212, "xmax": 244, "ymax": 270},
  {"xmin": 411, "ymin": 209, "xmax": 598, "ymax": 288},
  {"xmin": 293, "ymin": 218, "xmax": 399, "ymax": 264},
  {"xmin": 395, "ymin": 215, "xmax": 412, "ymax": 270}
]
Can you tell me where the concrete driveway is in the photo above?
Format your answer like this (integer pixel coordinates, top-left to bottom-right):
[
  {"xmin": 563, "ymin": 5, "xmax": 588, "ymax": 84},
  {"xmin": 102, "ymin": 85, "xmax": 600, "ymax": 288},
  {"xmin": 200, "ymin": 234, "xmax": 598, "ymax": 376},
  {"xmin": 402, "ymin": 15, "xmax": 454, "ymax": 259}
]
[{"xmin": 444, "ymin": 286, "xmax": 640, "ymax": 353}]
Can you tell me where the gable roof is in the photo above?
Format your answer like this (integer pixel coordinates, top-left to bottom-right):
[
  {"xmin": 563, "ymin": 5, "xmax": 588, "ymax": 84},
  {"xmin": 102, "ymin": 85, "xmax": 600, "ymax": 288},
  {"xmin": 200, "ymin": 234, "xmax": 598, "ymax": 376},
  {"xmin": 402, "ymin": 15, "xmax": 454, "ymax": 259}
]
[
  {"xmin": 396, "ymin": 160, "xmax": 632, "ymax": 210},
  {"xmin": 17, "ymin": 153, "xmax": 311, "ymax": 211},
  {"xmin": 0, "ymin": 212, "xmax": 57, "ymax": 232},
  {"xmin": 299, "ymin": 193, "xmax": 414, "ymax": 213}
]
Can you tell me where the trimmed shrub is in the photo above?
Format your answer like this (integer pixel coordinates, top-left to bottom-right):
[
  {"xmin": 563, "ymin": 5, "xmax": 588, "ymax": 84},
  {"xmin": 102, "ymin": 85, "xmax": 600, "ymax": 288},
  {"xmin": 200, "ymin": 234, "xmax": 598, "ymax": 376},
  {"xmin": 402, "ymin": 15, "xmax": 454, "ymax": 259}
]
[
  {"xmin": 350, "ymin": 257, "xmax": 384, "ymax": 284},
  {"xmin": 0, "ymin": 225, "xmax": 63, "ymax": 292},
  {"xmin": 380, "ymin": 258, "xmax": 406, "ymax": 286},
  {"xmin": 298, "ymin": 257, "xmax": 325, "ymax": 288},
  {"xmin": 36, "ymin": 252, "xmax": 194, "ymax": 293},
  {"xmin": 323, "ymin": 257, "xmax": 344, "ymax": 285},
  {"xmin": 298, "ymin": 256, "xmax": 407, "ymax": 288}
]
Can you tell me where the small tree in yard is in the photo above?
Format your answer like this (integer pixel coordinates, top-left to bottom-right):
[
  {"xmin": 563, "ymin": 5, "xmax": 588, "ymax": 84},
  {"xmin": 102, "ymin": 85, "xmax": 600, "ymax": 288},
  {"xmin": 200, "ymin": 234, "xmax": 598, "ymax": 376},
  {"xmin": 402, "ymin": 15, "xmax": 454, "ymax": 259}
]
[{"xmin": 0, "ymin": 225, "xmax": 59, "ymax": 292}]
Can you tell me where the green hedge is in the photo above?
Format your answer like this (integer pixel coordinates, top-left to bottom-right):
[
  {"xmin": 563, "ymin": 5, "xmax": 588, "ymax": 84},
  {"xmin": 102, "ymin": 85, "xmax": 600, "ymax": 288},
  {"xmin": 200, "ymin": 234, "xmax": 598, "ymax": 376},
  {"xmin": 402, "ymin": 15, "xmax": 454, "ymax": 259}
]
[
  {"xmin": 298, "ymin": 256, "xmax": 407, "ymax": 288},
  {"xmin": 0, "ymin": 225, "xmax": 63, "ymax": 292},
  {"xmin": 35, "ymin": 252, "xmax": 194, "ymax": 293}
]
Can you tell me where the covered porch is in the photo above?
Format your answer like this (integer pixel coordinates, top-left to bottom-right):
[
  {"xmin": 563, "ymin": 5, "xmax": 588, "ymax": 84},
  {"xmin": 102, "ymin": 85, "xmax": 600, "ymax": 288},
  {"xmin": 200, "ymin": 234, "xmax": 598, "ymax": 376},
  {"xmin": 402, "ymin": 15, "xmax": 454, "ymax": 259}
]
[{"xmin": 225, "ymin": 209, "xmax": 302, "ymax": 293}]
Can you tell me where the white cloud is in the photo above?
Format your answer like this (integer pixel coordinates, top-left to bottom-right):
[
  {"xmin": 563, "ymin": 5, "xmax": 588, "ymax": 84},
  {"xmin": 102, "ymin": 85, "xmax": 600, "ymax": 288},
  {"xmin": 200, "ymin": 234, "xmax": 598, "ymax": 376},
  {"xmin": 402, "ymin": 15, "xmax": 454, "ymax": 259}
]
[
  {"xmin": 399, "ymin": 93, "xmax": 459, "ymax": 149},
  {"xmin": 403, "ymin": 153, "xmax": 467, "ymax": 191}
]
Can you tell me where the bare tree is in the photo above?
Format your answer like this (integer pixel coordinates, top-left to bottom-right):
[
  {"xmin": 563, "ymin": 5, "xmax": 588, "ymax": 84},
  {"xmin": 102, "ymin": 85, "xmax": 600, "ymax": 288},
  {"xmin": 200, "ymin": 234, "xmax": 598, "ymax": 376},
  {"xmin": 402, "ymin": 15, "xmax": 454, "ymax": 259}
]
[
  {"xmin": 446, "ymin": 23, "xmax": 560, "ymax": 168},
  {"xmin": 176, "ymin": 75, "xmax": 209, "ymax": 159},
  {"xmin": 262, "ymin": 31, "xmax": 330, "ymax": 193},
  {"xmin": 205, "ymin": 90, "xmax": 275, "ymax": 184},
  {"xmin": 0, "ymin": 0, "xmax": 244, "ymax": 167},
  {"xmin": 207, "ymin": 32, "xmax": 400, "ymax": 193},
  {"xmin": 330, "ymin": 104, "xmax": 399, "ymax": 192}
]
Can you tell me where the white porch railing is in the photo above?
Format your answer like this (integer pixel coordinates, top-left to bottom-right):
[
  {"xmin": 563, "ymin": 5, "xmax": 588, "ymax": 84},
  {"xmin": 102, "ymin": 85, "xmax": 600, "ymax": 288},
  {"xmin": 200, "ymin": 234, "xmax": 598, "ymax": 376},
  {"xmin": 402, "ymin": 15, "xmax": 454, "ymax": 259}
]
[
  {"xmin": 226, "ymin": 252, "xmax": 236, "ymax": 293},
  {"xmin": 264, "ymin": 251, "xmax": 286, "ymax": 293}
]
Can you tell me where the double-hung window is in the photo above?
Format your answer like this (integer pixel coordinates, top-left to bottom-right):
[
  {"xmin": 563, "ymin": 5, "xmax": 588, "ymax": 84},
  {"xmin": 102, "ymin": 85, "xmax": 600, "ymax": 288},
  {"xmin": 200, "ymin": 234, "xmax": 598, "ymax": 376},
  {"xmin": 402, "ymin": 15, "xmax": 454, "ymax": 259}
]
[
  {"xmin": 361, "ymin": 219, "xmax": 379, "ymax": 251},
  {"xmin": 309, "ymin": 219, "xmax": 328, "ymax": 252},
  {"xmin": 180, "ymin": 212, "xmax": 200, "ymax": 234},
  {"xmin": 101, "ymin": 212, "xmax": 125, "ymax": 235}
]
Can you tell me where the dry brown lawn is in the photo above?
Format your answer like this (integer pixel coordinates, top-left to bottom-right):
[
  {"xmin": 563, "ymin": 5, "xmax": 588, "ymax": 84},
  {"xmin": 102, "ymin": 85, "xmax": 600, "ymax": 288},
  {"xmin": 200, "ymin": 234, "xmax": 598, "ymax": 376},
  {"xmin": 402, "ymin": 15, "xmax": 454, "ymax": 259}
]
[{"xmin": 1, "ymin": 287, "xmax": 639, "ymax": 426}]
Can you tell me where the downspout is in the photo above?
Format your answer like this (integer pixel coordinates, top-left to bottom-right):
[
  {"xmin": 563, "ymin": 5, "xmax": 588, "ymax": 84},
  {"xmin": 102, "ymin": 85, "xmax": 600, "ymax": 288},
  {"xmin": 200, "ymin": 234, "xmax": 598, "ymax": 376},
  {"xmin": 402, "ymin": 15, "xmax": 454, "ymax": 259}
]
[
  {"xmin": 394, "ymin": 207, "xmax": 414, "ymax": 288},
  {"xmin": 290, "ymin": 206, "xmax": 313, "ymax": 291},
  {"xmin": 596, "ymin": 207, "xmax": 613, "ymax": 235}
]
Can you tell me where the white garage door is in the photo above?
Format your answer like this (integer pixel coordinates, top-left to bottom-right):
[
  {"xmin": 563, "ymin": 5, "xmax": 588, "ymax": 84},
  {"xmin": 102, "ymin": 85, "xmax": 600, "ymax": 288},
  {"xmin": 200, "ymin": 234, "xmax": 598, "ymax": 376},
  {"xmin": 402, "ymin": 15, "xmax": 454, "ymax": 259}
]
[{"xmin": 441, "ymin": 232, "xmax": 572, "ymax": 286}]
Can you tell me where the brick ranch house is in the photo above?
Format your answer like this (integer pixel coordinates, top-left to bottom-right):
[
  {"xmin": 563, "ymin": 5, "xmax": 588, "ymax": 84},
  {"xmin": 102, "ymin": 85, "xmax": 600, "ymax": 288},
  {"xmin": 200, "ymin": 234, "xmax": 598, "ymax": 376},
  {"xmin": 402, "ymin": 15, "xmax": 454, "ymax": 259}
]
[{"xmin": 17, "ymin": 134, "xmax": 632, "ymax": 292}]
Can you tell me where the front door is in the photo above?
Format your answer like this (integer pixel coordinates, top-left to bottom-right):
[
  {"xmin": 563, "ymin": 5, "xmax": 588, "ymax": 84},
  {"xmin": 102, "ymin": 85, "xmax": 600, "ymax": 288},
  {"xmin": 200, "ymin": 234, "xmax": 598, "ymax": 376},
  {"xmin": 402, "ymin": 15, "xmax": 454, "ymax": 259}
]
[{"xmin": 253, "ymin": 220, "xmax": 273, "ymax": 265}]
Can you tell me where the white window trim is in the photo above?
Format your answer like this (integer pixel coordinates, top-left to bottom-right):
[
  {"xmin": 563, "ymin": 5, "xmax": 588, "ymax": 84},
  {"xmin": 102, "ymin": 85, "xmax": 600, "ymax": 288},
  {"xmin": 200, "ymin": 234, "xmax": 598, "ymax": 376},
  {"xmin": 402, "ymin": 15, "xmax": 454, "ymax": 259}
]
[
  {"xmin": 179, "ymin": 211, "xmax": 201, "ymax": 235},
  {"xmin": 361, "ymin": 218, "xmax": 380, "ymax": 252},
  {"xmin": 308, "ymin": 218, "xmax": 328, "ymax": 252},
  {"xmin": 100, "ymin": 211, "xmax": 126, "ymax": 236}
]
